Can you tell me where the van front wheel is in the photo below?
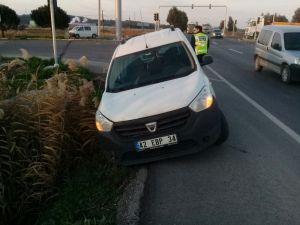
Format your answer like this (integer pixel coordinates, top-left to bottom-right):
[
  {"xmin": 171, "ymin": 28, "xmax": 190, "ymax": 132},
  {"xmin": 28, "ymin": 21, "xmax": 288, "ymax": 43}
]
[
  {"xmin": 75, "ymin": 34, "xmax": 80, "ymax": 39},
  {"xmin": 281, "ymin": 65, "xmax": 291, "ymax": 84},
  {"xmin": 92, "ymin": 34, "xmax": 97, "ymax": 39}
]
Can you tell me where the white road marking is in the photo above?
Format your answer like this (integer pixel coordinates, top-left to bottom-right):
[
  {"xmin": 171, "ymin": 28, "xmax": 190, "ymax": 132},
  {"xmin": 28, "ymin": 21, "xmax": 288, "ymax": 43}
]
[
  {"xmin": 207, "ymin": 66, "xmax": 300, "ymax": 145},
  {"xmin": 228, "ymin": 48, "xmax": 243, "ymax": 54}
]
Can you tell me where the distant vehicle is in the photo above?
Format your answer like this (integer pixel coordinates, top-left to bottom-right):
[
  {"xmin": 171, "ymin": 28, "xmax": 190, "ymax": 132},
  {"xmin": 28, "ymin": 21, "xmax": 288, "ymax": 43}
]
[
  {"xmin": 211, "ymin": 28, "xmax": 223, "ymax": 38},
  {"xmin": 254, "ymin": 25, "xmax": 300, "ymax": 84},
  {"xmin": 69, "ymin": 25, "xmax": 97, "ymax": 39},
  {"xmin": 95, "ymin": 28, "xmax": 229, "ymax": 165},
  {"xmin": 202, "ymin": 24, "xmax": 212, "ymax": 34},
  {"xmin": 245, "ymin": 16, "xmax": 265, "ymax": 39}
]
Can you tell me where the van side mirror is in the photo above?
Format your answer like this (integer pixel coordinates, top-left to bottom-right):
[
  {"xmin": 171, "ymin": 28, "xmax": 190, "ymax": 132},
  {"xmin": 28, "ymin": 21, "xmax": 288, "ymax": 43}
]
[{"xmin": 201, "ymin": 55, "xmax": 214, "ymax": 66}]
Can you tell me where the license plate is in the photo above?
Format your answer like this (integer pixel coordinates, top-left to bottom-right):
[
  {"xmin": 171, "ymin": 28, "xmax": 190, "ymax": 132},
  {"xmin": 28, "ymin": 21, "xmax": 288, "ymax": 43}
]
[{"xmin": 135, "ymin": 134, "xmax": 177, "ymax": 152}]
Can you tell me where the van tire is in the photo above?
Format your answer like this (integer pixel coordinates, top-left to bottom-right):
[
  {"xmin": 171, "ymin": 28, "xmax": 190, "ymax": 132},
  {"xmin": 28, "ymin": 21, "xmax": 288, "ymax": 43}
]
[
  {"xmin": 75, "ymin": 34, "xmax": 80, "ymax": 39},
  {"xmin": 281, "ymin": 65, "xmax": 291, "ymax": 84},
  {"xmin": 92, "ymin": 34, "xmax": 97, "ymax": 39},
  {"xmin": 215, "ymin": 111, "xmax": 229, "ymax": 145},
  {"xmin": 255, "ymin": 56, "xmax": 263, "ymax": 72}
]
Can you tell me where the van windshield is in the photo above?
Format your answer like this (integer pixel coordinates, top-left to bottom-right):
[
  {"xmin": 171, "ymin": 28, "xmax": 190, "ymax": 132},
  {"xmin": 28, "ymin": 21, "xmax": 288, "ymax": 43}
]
[
  {"xmin": 284, "ymin": 32, "xmax": 300, "ymax": 50},
  {"xmin": 107, "ymin": 42, "xmax": 196, "ymax": 93}
]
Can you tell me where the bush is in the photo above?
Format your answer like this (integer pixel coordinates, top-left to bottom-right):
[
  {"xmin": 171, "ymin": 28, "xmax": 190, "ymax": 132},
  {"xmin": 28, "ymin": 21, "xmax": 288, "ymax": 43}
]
[{"xmin": 0, "ymin": 56, "xmax": 122, "ymax": 225}]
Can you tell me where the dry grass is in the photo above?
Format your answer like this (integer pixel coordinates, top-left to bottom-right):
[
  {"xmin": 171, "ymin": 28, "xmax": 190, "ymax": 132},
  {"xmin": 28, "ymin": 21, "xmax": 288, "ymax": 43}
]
[
  {"xmin": 4, "ymin": 27, "xmax": 154, "ymax": 40},
  {"xmin": 5, "ymin": 28, "xmax": 68, "ymax": 39},
  {"xmin": 0, "ymin": 56, "xmax": 103, "ymax": 225}
]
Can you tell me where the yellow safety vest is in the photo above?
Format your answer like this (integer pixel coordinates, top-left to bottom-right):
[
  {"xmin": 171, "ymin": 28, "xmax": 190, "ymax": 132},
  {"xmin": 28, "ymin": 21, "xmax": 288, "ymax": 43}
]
[{"xmin": 194, "ymin": 33, "xmax": 208, "ymax": 55}]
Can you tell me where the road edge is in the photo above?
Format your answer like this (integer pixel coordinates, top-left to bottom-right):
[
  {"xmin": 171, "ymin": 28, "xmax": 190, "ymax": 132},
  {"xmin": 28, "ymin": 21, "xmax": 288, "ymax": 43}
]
[{"xmin": 117, "ymin": 167, "xmax": 148, "ymax": 225}]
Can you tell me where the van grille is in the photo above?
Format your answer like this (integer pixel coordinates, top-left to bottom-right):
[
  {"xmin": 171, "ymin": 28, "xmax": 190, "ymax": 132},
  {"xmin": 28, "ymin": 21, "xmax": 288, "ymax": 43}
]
[{"xmin": 114, "ymin": 108, "xmax": 190, "ymax": 138}]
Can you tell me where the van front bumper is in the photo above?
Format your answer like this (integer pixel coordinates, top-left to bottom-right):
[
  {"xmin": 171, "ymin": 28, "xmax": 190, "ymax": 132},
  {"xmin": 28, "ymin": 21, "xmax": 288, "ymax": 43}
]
[{"xmin": 97, "ymin": 101, "xmax": 222, "ymax": 165}]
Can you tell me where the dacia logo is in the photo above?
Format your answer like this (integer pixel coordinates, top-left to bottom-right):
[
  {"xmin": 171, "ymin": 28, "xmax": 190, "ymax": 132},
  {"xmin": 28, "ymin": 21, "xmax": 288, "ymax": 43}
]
[{"xmin": 145, "ymin": 122, "xmax": 157, "ymax": 133}]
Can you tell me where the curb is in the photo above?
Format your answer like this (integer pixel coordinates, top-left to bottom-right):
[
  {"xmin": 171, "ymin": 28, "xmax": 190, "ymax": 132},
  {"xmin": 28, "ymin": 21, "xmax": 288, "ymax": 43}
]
[{"xmin": 117, "ymin": 167, "xmax": 148, "ymax": 225}]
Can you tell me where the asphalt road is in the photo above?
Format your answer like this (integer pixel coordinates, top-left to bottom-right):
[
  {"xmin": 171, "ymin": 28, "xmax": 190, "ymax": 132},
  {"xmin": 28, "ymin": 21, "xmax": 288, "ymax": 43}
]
[
  {"xmin": 0, "ymin": 39, "xmax": 117, "ymax": 73},
  {"xmin": 140, "ymin": 38, "xmax": 300, "ymax": 225},
  {"xmin": 2, "ymin": 37, "xmax": 300, "ymax": 224}
]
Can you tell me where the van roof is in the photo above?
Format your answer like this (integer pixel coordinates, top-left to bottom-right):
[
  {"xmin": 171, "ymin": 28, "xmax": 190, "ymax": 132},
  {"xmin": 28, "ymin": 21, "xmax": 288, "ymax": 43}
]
[
  {"xmin": 114, "ymin": 28, "xmax": 185, "ymax": 58},
  {"xmin": 263, "ymin": 25, "xmax": 300, "ymax": 33}
]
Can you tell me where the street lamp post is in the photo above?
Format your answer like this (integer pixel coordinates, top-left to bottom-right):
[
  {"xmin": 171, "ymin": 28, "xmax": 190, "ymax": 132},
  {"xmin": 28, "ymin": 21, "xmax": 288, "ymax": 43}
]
[
  {"xmin": 49, "ymin": 0, "xmax": 58, "ymax": 67},
  {"xmin": 98, "ymin": 0, "xmax": 101, "ymax": 37},
  {"xmin": 115, "ymin": 0, "xmax": 122, "ymax": 41}
]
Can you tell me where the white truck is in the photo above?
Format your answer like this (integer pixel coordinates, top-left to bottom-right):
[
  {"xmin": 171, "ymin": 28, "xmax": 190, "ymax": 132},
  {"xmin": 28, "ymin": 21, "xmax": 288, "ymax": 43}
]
[
  {"xmin": 69, "ymin": 25, "xmax": 98, "ymax": 39},
  {"xmin": 245, "ymin": 16, "xmax": 265, "ymax": 39}
]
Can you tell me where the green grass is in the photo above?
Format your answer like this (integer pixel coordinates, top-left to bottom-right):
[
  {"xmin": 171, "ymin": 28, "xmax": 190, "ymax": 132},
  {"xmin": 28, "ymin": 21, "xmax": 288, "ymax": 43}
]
[{"xmin": 35, "ymin": 153, "xmax": 129, "ymax": 225}]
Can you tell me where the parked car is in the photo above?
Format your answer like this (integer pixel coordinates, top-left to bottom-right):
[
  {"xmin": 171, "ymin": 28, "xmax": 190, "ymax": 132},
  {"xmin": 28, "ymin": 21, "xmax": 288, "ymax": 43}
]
[
  {"xmin": 254, "ymin": 25, "xmax": 300, "ymax": 83},
  {"xmin": 69, "ymin": 25, "xmax": 97, "ymax": 39},
  {"xmin": 211, "ymin": 28, "xmax": 223, "ymax": 38},
  {"xmin": 95, "ymin": 28, "xmax": 229, "ymax": 165}
]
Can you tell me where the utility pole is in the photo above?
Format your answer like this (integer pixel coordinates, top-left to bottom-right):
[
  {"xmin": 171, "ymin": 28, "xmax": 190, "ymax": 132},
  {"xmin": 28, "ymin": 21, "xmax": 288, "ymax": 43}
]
[
  {"xmin": 49, "ymin": 0, "xmax": 58, "ymax": 67},
  {"xmin": 102, "ymin": 10, "xmax": 104, "ymax": 31},
  {"xmin": 98, "ymin": 0, "xmax": 101, "ymax": 37},
  {"xmin": 115, "ymin": 0, "xmax": 122, "ymax": 41},
  {"xmin": 140, "ymin": 9, "xmax": 144, "ymax": 31}
]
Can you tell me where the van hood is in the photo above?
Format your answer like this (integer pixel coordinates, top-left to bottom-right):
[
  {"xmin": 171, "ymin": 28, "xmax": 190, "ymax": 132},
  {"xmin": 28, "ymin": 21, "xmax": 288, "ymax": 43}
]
[{"xmin": 99, "ymin": 71, "xmax": 204, "ymax": 122}]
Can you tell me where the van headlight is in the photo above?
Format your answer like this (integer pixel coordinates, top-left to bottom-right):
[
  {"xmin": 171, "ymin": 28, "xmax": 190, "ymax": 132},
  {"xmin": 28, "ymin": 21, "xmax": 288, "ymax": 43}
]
[
  {"xmin": 295, "ymin": 58, "xmax": 300, "ymax": 65},
  {"xmin": 189, "ymin": 86, "xmax": 214, "ymax": 112},
  {"xmin": 95, "ymin": 111, "xmax": 113, "ymax": 132}
]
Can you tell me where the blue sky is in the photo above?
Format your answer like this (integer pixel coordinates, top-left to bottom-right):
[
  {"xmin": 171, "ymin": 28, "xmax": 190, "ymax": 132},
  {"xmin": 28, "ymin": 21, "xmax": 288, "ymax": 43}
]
[{"xmin": 1, "ymin": 0, "xmax": 299, "ymax": 28}]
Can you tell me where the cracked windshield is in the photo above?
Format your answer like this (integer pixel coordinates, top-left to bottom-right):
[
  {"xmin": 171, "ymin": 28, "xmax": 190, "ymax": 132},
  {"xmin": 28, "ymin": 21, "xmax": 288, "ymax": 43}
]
[{"xmin": 1, "ymin": 0, "xmax": 300, "ymax": 225}]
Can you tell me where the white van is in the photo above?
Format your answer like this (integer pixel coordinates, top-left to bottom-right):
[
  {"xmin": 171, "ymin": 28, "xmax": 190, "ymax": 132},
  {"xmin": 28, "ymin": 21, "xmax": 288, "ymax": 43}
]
[
  {"xmin": 95, "ymin": 28, "xmax": 229, "ymax": 165},
  {"xmin": 69, "ymin": 25, "xmax": 97, "ymax": 39}
]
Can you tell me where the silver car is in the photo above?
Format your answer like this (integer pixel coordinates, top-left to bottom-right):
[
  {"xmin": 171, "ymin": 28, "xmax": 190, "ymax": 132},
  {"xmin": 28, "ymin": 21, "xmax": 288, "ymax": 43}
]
[{"xmin": 254, "ymin": 25, "xmax": 300, "ymax": 84}]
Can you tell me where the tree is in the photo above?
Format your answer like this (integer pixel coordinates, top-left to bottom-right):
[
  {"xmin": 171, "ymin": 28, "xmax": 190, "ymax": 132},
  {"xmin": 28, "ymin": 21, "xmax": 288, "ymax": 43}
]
[
  {"xmin": 292, "ymin": 8, "xmax": 300, "ymax": 22},
  {"xmin": 31, "ymin": 5, "xmax": 70, "ymax": 29},
  {"xmin": 227, "ymin": 16, "xmax": 236, "ymax": 32},
  {"xmin": 0, "ymin": 4, "xmax": 20, "ymax": 37},
  {"xmin": 166, "ymin": 7, "xmax": 188, "ymax": 31},
  {"xmin": 261, "ymin": 12, "xmax": 288, "ymax": 25},
  {"xmin": 219, "ymin": 20, "xmax": 224, "ymax": 30}
]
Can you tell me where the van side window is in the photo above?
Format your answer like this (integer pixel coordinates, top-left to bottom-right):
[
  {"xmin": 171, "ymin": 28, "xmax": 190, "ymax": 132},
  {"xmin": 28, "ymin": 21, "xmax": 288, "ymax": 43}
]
[
  {"xmin": 84, "ymin": 26, "xmax": 91, "ymax": 31},
  {"xmin": 271, "ymin": 33, "xmax": 282, "ymax": 51},
  {"xmin": 77, "ymin": 27, "xmax": 83, "ymax": 31}
]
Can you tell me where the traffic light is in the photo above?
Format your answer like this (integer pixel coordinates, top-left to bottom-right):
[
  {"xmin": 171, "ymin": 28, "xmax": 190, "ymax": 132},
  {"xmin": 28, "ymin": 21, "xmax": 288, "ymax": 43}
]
[
  {"xmin": 191, "ymin": 4, "xmax": 194, "ymax": 9},
  {"xmin": 154, "ymin": 13, "xmax": 159, "ymax": 21},
  {"xmin": 235, "ymin": 19, "xmax": 237, "ymax": 24},
  {"xmin": 209, "ymin": 4, "xmax": 212, "ymax": 9}
]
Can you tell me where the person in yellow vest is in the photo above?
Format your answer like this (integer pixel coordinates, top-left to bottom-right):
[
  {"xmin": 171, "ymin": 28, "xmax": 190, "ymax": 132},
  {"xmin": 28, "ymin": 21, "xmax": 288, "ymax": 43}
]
[{"xmin": 190, "ymin": 25, "xmax": 210, "ymax": 65}]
